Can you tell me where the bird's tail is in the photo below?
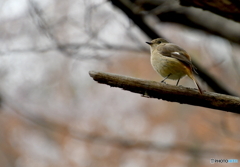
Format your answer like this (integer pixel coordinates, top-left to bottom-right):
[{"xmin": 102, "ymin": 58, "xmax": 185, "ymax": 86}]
[{"xmin": 188, "ymin": 73, "xmax": 202, "ymax": 94}]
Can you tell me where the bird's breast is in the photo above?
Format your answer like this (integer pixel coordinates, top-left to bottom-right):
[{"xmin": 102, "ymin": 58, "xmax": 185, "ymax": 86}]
[{"xmin": 150, "ymin": 54, "xmax": 188, "ymax": 80}]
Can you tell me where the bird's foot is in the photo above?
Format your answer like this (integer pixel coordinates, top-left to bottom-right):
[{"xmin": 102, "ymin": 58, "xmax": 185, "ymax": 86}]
[{"xmin": 161, "ymin": 80, "xmax": 166, "ymax": 84}]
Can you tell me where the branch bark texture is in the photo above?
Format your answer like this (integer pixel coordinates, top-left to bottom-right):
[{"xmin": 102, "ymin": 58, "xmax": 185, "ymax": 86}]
[{"xmin": 89, "ymin": 71, "xmax": 240, "ymax": 114}]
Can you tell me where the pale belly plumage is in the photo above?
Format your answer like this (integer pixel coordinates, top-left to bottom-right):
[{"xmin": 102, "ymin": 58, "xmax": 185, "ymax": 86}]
[{"xmin": 151, "ymin": 55, "xmax": 188, "ymax": 80}]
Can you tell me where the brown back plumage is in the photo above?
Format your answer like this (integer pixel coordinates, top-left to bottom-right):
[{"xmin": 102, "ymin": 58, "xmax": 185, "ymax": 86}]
[{"xmin": 157, "ymin": 43, "xmax": 198, "ymax": 74}]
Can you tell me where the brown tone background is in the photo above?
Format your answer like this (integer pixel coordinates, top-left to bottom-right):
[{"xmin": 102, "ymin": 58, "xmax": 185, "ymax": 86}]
[{"xmin": 0, "ymin": 0, "xmax": 240, "ymax": 167}]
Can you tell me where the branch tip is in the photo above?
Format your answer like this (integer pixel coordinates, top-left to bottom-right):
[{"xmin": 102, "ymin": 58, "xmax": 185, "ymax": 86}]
[{"xmin": 89, "ymin": 71, "xmax": 97, "ymax": 78}]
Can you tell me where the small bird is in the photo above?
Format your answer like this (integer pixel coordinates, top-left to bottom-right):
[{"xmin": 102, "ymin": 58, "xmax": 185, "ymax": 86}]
[{"xmin": 146, "ymin": 38, "xmax": 202, "ymax": 94}]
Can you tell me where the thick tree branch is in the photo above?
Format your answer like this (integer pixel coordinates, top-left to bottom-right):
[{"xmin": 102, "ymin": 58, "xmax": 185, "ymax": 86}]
[
  {"xmin": 131, "ymin": 0, "xmax": 240, "ymax": 44},
  {"xmin": 89, "ymin": 71, "xmax": 240, "ymax": 113},
  {"xmin": 180, "ymin": 0, "xmax": 240, "ymax": 23},
  {"xmin": 156, "ymin": 3, "xmax": 240, "ymax": 44}
]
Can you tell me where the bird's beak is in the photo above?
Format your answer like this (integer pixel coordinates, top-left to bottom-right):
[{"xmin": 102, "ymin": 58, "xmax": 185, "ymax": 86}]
[{"xmin": 146, "ymin": 42, "xmax": 152, "ymax": 45}]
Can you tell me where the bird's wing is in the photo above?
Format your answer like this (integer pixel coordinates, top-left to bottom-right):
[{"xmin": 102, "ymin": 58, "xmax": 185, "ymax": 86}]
[{"xmin": 157, "ymin": 43, "xmax": 198, "ymax": 73}]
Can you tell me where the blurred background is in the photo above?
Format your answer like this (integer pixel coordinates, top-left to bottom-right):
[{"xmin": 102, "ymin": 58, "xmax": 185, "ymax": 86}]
[{"xmin": 0, "ymin": 0, "xmax": 240, "ymax": 166}]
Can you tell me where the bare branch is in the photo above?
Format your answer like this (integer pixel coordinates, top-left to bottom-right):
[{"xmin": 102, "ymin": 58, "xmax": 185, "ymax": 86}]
[
  {"xmin": 89, "ymin": 71, "xmax": 240, "ymax": 113},
  {"xmin": 180, "ymin": 0, "xmax": 240, "ymax": 23}
]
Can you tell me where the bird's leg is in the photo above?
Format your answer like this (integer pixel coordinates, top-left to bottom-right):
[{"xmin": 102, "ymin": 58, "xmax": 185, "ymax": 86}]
[
  {"xmin": 176, "ymin": 78, "xmax": 180, "ymax": 86},
  {"xmin": 161, "ymin": 73, "xmax": 171, "ymax": 83}
]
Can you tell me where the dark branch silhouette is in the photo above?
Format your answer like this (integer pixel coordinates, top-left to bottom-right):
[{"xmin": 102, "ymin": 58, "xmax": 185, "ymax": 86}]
[{"xmin": 180, "ymin": 0, "xmax": 240, "ymax": 23}]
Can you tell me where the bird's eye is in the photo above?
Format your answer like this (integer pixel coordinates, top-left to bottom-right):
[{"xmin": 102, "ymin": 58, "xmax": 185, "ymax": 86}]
[{"xmin": 158, "ymin": 41, "xmax": 161, "ymax": 44}]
